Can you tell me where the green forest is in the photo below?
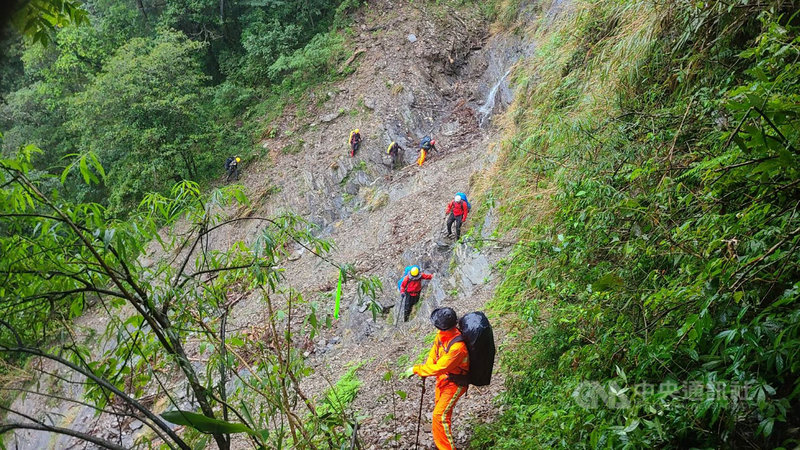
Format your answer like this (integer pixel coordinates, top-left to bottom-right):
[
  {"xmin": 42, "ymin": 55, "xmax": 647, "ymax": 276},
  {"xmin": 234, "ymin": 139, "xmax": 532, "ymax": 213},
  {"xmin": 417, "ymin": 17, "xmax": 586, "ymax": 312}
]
[
  {"xmin": 1, "ymin": 0, "xmax": 799, "ymax": 448},
  {"xmin": 1, "ymin": 0, "xmax": 355, "ymax": 214}
]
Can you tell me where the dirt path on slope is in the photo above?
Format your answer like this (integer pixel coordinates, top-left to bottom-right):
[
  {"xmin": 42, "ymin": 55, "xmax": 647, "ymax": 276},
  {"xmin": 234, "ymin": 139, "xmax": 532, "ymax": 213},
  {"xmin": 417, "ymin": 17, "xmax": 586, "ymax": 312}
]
[{"xmin": 207, "ymin": 1, "xmax": 532, "ymax": 448}]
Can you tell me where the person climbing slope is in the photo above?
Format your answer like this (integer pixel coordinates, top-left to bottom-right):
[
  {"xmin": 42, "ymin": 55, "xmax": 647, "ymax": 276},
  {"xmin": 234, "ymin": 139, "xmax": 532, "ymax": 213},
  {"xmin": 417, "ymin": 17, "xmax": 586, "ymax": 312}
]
[
  {"xmin": 387, "ymin": 140, "xmax": 403, "ymax": 169},
  {"xmin": 224, "ymin": 156, "xmax": 241, "ymax": 181},
  {"xmin": 418, "ymin": 135, "xmax": 436, "ymax": 166},
  {"xmin": 408, "ymin": 307, "xmax": 469, "ymax": 450},
  {"xmin": 349, "ymin": 128, "xmax": 362, "ymax": 157},
  {"xmin": 399, "ymin": 265, "xmax": 433, "ymax": 322},
  {"xmin": 445, "ymin": 193, "xmax": 469, "ymax": 240}
]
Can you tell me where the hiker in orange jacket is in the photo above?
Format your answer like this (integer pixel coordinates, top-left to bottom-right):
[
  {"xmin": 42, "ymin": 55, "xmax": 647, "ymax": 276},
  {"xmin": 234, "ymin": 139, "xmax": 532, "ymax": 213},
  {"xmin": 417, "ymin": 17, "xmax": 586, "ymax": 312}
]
[
  {"xmin": 417, "ymin": 136, "xmax": 436, "ymax": 166},
  {"xmin": 410, "ymin": 307, "xmax": 469, "ymax": 450},
  {"xmin": 400, "ymin": 265, "xmax": 433, "ymax": 322},
  {"xmin": 445, "ymin": 194, "xmax": 469, "ymax": 240}
]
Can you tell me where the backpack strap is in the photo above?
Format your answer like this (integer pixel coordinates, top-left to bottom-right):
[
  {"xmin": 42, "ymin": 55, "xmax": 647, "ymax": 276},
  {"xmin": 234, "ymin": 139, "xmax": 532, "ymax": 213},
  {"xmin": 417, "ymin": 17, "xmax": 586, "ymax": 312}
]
[
  {"xmin": 439, "ymin": 334, "xmax": 464, "ymax": 353},
  {"xmin": 443, "ymin": 335, "xmax": 464, "ymax": 354},
  {"xmin": 436, "ymin": 335, "xmax": 464, "ymax": 359},
  {"xmin": 440, "ymin": 336, "xmax": 470, "ymax": 386}
]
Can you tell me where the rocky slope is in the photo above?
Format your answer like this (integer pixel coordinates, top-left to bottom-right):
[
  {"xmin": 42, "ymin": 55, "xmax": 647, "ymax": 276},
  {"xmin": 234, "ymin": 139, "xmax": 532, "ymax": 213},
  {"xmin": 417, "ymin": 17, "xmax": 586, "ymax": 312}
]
[{"xmin": 7, "ymin": 0, "xmax": 547, "ymax": 448}]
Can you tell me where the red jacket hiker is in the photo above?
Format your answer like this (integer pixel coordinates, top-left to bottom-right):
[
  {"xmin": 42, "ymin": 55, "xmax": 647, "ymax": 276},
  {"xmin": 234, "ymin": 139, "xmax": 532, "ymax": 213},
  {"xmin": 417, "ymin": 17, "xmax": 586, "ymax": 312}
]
[
  {"xmin": 446, "ymin": 200, "xmax": 468, "ymax": 221},
  {"xmin": 349, "ymin": 129, "xmax": 362, "ymax": 157},
  {"xmin": 446, "ymin": 196, "xmax": 469, "ymax": 240},
  {"xmin": 400, "ymin": 273, "xmax": 433, "ymax": 296}
]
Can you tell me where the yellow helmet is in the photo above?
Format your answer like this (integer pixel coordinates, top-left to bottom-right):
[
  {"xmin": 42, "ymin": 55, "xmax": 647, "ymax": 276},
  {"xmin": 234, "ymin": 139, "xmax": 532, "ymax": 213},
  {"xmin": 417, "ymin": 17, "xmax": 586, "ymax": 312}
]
[
  {"xmin": 410, "ymin": 266, "xmax": 420, "ymax": 277},
  {"xmin": 235, "ymin": 157, "xmax": 241, "ymax": 163},
  {"xmin": 354, "ymin": 129, "xmax": 360, "ymax": 133}
]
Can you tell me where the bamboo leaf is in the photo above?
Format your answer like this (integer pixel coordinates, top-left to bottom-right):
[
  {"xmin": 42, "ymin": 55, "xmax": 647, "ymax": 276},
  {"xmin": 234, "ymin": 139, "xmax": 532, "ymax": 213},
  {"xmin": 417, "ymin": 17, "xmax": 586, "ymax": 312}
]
[{"xmin": 161, "ymin": 410, "xmax": 256, "ymax": 436}]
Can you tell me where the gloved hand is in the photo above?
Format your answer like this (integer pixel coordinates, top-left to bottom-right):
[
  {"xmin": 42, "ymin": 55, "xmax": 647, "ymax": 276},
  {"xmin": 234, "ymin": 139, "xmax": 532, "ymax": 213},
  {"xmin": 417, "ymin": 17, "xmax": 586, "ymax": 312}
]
[{"xmin": 402, "ymin": 366, "xmax": 416, "ymax": 379}]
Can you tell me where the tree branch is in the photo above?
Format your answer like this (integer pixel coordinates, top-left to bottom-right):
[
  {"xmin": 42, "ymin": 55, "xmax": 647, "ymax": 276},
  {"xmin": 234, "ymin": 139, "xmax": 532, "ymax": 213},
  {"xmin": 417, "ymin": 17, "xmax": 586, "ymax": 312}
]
[
  {"xmin": 0, "ymin": 422, "xmax": 127, "ymax": 450},
  {"xmin": 0, "ymin": 322, "xmax": 190, "ymax": 450},
  {"xmin": 177, "ymin": 261, "xmax": 271, "ymax": 289}
]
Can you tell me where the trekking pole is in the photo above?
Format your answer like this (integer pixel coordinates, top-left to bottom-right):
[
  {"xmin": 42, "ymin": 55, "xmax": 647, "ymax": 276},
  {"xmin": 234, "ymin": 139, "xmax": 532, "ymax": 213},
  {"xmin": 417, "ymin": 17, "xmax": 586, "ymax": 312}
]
[
  {"xmin": 414, "ymin": 377, "xmax": 426, "ymax": 449},
  {"xmin": 349, "ymin": 414, "xmax": 359, "ymax": 450}
]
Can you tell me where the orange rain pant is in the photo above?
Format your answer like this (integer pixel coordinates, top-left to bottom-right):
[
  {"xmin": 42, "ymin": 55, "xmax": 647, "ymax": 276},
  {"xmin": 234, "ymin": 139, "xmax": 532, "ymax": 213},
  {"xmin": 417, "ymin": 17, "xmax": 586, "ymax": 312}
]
[
  {"xmin": 432, "ymin": 379, "xmax": 466, "ymax": 450},
  {"xmin": 417, "ymin": 148, "xmax": 427, "ymax": 166}
]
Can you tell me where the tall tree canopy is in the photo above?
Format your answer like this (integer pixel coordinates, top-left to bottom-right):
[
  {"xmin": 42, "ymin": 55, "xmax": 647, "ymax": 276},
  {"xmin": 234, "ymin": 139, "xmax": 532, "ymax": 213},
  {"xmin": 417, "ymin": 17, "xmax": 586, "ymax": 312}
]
[
  {"xmin": 69, "ymin": 30, "xmax": 211, "ymax": 213},
  {"xmin": 1, "ymin": 0, "xmax": 354, "ymax": 213}
]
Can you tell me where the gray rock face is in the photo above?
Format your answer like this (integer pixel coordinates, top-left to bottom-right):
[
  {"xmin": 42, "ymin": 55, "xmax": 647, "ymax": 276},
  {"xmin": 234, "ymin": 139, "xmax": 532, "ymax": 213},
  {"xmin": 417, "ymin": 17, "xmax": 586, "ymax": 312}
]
[
  {"xmin": 441, "ymin": 120, "xmax": 460, "ymax": 136},
  {"xmin": 453, "ymin": 244, "xmax": 492, "ymax": 298},
  {"xmin": 471, "ymin": 32, "xmax": 537, "ymax": 127},
  {"xmin": 344, "ymin": 181, "xmax": 361, "ymax": 195},
  {"xmin": 320, "ymin": 110, "xmax": 342, "ymax": 123}
]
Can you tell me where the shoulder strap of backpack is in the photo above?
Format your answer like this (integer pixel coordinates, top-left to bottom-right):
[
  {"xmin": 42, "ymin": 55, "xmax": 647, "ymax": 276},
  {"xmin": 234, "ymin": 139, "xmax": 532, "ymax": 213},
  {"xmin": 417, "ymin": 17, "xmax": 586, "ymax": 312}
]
[{"xmin": 444, "ymin": 335, "xmax": 464, "ymax": 354}]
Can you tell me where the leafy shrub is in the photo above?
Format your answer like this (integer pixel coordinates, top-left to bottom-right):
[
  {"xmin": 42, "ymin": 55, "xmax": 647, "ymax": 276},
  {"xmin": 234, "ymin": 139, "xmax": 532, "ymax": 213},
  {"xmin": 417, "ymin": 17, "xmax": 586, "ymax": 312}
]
[
  {"xmin": 68, "ymin": 29, "xmax": 211, "ymax": 214},
  {"xmin": 210, "ymin": 81, "xmax": 257, "ymax": 120},
  {"xmin": 474, "ymin": 1, "xmax": 800, "ymax": 448},
  {"xmin": 237, "ymin": 13, "xmax": 303, "ymax": 84},
  {"xmin": 268, "ymin": 32, "xmax": 347, "ymax": 95}
]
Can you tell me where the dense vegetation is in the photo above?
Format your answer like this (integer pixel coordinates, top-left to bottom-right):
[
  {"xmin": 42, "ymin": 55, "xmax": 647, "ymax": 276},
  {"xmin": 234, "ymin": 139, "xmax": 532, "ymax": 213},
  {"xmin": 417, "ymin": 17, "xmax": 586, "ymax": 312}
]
[
  {"xmin": 1, "ymin": 0, "xmax": 356, "ymax": 214},
  {"xmin": 0, "ymin": 146, "xmax": 383, "ymax": 447},
  {"xmin": 472, "ymin": 0, "xmax": 800, "ymax": 447}
]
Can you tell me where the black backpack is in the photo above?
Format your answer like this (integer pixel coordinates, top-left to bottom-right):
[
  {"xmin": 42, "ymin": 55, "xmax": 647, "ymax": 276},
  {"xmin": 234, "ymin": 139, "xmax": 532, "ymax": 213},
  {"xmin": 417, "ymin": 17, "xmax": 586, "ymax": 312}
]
[
  {"xmin": 447, "ymin": 312, "xmax": 496, "ymax": 387},
  {"xmin": 420, "ymin": 135, "xmax": 432, "ymax": 150}
]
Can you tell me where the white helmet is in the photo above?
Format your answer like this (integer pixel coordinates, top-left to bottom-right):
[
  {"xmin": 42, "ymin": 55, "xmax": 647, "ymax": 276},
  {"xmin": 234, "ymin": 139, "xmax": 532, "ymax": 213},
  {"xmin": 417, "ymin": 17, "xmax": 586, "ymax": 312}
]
[{"xmin": 454, "ymin": 194, "xmax": 461, "ymax": 202}]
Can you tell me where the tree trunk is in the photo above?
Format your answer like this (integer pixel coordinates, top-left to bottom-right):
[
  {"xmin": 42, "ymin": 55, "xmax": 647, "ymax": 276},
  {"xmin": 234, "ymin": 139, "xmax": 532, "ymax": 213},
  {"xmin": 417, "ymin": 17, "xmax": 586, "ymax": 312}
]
[
  {"xmin": 179, "ymin": 151, "xmax": 196, "ymax": 180},
  {"xmin": 219, "ymin": 0, "xmax": 228, "ymax": 41},
  {"xmin": 135, "ymin": 0, "xmax": 147, "ymax": 20}
]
